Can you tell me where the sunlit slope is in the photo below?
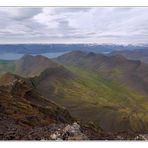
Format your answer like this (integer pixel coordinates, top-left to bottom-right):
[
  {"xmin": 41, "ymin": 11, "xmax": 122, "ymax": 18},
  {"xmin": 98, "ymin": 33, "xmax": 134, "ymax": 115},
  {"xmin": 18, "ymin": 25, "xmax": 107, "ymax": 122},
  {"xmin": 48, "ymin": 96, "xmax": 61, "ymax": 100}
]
[
  {"xmin": 32, "ymin": 65, "xmax": 148, "ymax": 132},
  {"xmin": 55, "ymin": 51, "xmax": 148, "ymax": 132},
  {"xmin": 56, "ymin": 51, "xmax": 148, "ymax": 95}
]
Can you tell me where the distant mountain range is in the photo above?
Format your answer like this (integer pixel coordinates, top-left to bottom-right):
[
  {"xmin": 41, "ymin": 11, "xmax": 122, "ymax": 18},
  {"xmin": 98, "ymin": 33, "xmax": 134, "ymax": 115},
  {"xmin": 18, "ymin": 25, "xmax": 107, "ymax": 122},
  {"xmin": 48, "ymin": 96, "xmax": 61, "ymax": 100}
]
[{"xmin": 0, "ymin": 44, "xmax": 148, "ymax": 54}]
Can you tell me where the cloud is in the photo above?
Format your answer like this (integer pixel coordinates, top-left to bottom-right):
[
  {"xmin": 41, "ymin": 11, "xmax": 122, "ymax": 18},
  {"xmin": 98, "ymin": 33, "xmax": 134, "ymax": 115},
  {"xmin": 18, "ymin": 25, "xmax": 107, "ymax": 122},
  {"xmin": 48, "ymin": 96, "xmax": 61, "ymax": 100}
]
[
  {"xmin": 0, "ymin": 8, "xmax": 42, "ymax": 20},
  {"xmin": 0, "ymin": 7, "xmax": 148, "ymax": 44},
  {"xmin": 52, "ymin": 7, "xmax": 92, "ymax": 14}
]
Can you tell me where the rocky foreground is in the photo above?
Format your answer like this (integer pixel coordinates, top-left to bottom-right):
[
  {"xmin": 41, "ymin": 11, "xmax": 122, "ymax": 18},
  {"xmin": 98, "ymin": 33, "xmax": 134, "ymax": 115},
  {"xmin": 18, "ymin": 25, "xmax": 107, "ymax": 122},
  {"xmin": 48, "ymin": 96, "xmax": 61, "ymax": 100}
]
[{"xmin": 1, "ymin": 121, "xmax": 148, "ymax": 140}]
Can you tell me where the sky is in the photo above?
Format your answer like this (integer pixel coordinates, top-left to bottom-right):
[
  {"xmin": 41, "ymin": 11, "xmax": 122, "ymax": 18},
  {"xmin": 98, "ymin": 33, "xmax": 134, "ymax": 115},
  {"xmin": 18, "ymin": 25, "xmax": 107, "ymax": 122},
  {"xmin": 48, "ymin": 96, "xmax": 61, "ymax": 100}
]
[{"xmin": 0, "ymin": 7, "xmax": 148, "ymax": 44}]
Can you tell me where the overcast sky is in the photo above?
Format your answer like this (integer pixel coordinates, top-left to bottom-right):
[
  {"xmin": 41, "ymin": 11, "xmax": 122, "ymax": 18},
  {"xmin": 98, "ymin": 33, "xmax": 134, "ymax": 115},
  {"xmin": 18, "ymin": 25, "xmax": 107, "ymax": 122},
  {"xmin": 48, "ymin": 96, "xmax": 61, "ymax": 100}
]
[{"xmin": 0, "ymin": 7, "xmax": 148, "ymax": 44}]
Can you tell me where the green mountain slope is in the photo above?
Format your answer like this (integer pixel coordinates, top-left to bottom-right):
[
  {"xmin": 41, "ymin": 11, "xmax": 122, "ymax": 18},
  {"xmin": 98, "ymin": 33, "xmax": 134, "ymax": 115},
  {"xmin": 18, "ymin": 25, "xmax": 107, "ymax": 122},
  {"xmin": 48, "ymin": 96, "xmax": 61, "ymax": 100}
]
[
  {"xmin": 0, "ymin": 60, "xmax": 16, "ymax": 76},
  {"xmin": 31, "ymin": 65, "xmax": 148, "ymax": 132},
  {"xmin": 56, "ymin": 51, "xmax": 148, "ymax": 95}
]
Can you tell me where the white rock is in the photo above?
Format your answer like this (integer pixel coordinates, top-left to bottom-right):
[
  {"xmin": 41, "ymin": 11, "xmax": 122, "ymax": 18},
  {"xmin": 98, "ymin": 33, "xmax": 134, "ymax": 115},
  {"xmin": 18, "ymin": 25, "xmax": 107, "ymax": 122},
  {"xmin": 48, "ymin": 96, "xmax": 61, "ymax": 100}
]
[
  {"xmin": 50, "ymin": 133, "xmax": 58, "ymax": 140},
  {"xmin": 63, "ymin": 122, "xmax": 81, "ymax": 134}
]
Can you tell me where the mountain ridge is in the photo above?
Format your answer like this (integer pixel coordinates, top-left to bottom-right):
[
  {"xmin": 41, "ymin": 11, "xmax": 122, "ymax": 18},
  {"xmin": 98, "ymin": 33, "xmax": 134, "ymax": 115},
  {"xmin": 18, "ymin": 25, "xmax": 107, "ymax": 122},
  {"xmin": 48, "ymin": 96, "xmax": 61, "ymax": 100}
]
[
  {"xmin": 56, "ymin": 51, "xmax": 148, "ymax": 95},
  {"xmin": 110, "ymin": 49, "xmax": 148, "ymax": 64}
]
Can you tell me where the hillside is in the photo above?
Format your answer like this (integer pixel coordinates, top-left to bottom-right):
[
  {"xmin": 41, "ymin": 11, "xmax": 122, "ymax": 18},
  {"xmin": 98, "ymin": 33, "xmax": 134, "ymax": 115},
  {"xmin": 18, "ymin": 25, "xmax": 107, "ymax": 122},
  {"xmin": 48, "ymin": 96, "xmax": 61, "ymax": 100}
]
[
  {"xmin": 1, "ymin": 72, "xmax": 141, "ymax": 140},
  {"xmin": 110, "ymin": 49, "xmax": 148, "ymax": 64},
  {"xmin": 56, "ymin": 51, "xmax": 148, "ymax": 95},
  {"xmin": 31, "ymin": 65, "xmax": 148, "ymax": 132},
  {"xmin": 12, "ymin": 52, "xmax": 146, "ymax": 132}
]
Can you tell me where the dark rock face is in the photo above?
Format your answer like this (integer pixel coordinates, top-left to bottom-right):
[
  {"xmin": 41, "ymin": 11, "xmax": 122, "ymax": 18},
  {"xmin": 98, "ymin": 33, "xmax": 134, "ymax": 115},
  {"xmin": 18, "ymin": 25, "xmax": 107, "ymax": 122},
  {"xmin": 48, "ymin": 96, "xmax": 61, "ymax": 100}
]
[{"xmin": 0, "ymin": 73, "xmax": 74, "ymax": 140}]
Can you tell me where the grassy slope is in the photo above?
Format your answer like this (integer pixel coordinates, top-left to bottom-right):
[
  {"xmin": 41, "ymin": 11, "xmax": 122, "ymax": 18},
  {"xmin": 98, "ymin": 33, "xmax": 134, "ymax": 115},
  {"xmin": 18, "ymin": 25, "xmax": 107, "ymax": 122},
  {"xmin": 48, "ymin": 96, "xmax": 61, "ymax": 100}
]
[
  {"xmin": 47, "ymin": 65, "xmax": 148, "ymax": 132},
  {"xmin": 0, "ymin": 60, "xmax": 16, "ymax": 76}
]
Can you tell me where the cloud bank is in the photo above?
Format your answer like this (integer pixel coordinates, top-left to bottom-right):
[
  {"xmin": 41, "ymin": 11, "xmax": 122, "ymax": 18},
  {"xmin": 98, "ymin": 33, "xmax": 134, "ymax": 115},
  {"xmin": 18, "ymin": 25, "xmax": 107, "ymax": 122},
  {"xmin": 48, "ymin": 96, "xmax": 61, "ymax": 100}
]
[{"xmin": 0, "ymin": 7, "xmax": 148, "ymax": 44}]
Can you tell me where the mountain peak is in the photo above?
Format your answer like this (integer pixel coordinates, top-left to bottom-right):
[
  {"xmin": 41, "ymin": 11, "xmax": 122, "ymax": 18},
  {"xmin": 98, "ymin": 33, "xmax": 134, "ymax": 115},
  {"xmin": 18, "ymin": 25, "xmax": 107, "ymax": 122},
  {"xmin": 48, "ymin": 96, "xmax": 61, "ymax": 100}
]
[
  {"xmin": 21, "ymin": 54, "xmax": 51, "ymax": 62},
  {"xmin": 16, "ymin": 54, "xmax": 59, "ymax": 77}
]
